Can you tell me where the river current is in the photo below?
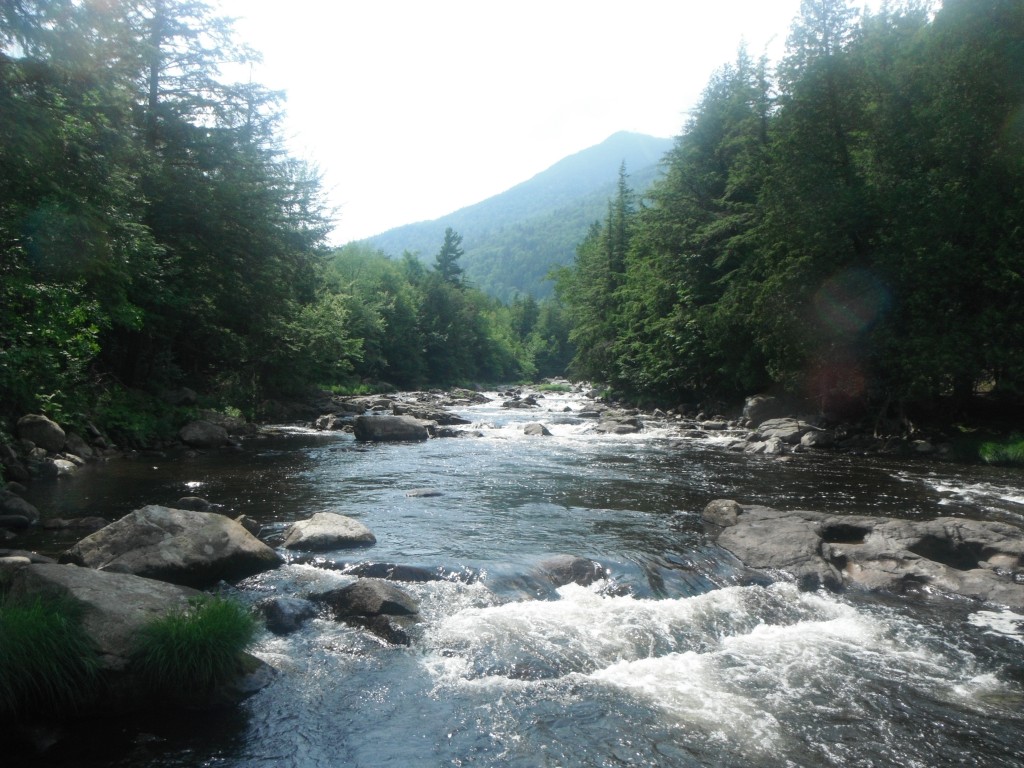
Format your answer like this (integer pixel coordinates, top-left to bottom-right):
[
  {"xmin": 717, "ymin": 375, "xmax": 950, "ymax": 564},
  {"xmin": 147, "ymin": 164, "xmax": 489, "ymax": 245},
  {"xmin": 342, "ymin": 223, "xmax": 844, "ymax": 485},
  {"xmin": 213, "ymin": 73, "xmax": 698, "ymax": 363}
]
[{"xmin": 21, "ymin": 392, "xmax": 1024, "ymax": 767}]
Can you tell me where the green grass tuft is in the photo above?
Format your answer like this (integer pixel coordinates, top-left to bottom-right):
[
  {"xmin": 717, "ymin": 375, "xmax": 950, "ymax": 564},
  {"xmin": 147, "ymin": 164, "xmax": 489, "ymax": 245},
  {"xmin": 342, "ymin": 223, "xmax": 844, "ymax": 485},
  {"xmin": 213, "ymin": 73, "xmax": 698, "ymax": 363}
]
[
  {"xmin": 130, "ymin": 595, "xmax": 257, "ymax": 699},
  {"xmin": 0, "ymin": 594, "xmax": 102, "ymax": 719},
  {"xmin": 979, "ymin": 433, "xmax": 1024, "ymax": 466}
]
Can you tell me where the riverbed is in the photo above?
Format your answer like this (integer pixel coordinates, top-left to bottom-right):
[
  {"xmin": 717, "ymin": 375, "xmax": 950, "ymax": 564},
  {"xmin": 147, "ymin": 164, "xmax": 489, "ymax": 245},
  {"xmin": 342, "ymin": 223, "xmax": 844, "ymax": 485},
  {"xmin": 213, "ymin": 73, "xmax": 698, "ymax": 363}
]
[{"xmin": 21, "ymin": 391, "xmax": 1024, "ymax": 767}]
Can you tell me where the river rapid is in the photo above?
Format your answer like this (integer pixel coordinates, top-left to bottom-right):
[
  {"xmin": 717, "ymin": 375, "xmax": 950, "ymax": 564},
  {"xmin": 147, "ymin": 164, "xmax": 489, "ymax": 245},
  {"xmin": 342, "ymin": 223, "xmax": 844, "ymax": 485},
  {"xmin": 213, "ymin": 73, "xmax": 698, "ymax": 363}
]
[{"xmin": 21, "ymin": 391, "xmax": 1024, "ymax": 767}]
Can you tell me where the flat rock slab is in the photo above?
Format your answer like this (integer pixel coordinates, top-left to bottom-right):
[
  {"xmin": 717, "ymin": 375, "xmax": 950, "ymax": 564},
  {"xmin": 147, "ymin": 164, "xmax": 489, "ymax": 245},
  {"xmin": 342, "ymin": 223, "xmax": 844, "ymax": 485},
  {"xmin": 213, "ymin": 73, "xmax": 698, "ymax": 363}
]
[
  {"xmin": 282, "ymin": 512, "xmax": 376, "ymax": 551},
  {"xmin": 62, "ymin": 505, "xmax": 283, "ymax": 588},
  {"xmin": 704, "ymin": 500, "xmax": 1024, "ymax": 608}
]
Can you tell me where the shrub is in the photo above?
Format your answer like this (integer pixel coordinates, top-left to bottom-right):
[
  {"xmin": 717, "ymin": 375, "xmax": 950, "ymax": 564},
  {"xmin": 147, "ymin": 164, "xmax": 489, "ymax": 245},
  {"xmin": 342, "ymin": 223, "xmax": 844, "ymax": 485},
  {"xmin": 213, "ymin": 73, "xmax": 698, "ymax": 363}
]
[
  {"xmin": 130, "ymin": 595, "xmax": 257, "ymax": 699},
  {"xmin": 979, "ymin": 433, "xmax": 1024, "ymax": 466},
  {"xmin": 0, "ymin": 594, "xmax": 102, "ymax": 719}
]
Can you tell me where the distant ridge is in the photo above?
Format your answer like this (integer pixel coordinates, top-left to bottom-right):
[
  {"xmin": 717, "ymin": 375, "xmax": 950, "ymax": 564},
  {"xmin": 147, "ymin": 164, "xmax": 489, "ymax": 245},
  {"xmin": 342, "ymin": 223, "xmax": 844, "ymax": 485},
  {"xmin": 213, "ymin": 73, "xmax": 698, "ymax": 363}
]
[{"xmin": 364, "ymin": 131, "xmax": 674, "ymax": 300}]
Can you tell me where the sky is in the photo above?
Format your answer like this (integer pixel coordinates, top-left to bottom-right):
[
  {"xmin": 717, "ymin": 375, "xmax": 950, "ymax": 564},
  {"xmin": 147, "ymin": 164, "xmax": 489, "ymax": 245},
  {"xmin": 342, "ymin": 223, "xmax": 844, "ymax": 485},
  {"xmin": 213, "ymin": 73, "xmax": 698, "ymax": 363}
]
[{"xmin": 216, "ymin": 0, "xmax": 808, "ymax": 245}]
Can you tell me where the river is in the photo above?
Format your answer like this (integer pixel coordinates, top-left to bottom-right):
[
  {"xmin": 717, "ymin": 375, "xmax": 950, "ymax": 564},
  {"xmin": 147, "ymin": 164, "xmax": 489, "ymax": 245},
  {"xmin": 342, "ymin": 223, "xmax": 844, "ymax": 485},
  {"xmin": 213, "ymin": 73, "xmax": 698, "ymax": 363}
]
[{"xmin": 20, "ymin": 391, "xmax": 1024, "ymax": 767}]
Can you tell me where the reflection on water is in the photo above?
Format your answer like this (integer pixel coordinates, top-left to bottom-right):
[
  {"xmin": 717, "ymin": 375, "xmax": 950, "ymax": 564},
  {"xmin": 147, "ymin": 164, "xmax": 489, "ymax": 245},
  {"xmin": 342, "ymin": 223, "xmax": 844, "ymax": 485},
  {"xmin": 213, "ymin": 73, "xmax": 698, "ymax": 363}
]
[{"xmin": 18, "ymin": 392, "xmax": 1024, "ymax": 767}]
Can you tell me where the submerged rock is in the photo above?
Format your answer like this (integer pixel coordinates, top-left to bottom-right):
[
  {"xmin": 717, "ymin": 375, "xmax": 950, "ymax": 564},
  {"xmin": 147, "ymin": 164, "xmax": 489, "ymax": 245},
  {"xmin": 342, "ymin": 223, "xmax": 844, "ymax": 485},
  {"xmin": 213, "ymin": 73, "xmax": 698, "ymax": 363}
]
[
  {"xmin": 61, "ymin": 505, "xmax": 283, "ymax": 588},
  {"xmin": 536, "ymin": 554, "xmax": 607, "ymax": 588},
  {"xmin": 706, "ymin": 499, "xmax": 1024, "ymax": 607},
  {"xmin": 260, "ymin": 596, "xmax": 318, "ymax": 635},
  {"xmin": 313, "ymin": 578, "xmax": 420, "ymax": 618}
]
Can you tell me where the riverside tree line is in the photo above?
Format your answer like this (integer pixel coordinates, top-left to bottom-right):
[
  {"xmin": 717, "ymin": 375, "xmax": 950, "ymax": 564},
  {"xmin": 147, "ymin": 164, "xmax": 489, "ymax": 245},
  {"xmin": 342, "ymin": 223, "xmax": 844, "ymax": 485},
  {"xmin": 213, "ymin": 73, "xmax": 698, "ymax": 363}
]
[
  {"xmin": 1, "ymin": 0, "xmax": 1022, "ymax": 443},
  {"xmin": 557, "ymin": 0, "xmax": 1024, "ymax": 421},
  {"xmin": 0, "ymin": 0, "xmax": 569, "ymax": 438}
]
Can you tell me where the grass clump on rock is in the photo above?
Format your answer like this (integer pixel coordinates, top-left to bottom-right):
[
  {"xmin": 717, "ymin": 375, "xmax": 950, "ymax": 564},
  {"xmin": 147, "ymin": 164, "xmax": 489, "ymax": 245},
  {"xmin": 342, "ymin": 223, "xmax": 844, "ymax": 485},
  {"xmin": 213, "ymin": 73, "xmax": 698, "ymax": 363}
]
[
  {"xmin": 0, "ymin": 594, "xmax": 102, "ymax": 719},
  {"xmin": 130, "ymin": 595, "xmax": 257, "ymax": 700}
]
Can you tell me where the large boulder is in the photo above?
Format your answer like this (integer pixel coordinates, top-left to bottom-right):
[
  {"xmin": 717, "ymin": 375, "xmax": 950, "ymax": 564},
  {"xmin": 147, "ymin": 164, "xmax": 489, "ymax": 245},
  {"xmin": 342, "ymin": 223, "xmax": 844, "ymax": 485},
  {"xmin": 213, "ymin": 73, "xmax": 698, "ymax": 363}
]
[
  {"xmin": 0, "ymin": 489, "xmax": 40, "ymax": 524},
  {"xmin": 755, "ymin": 418, "xmax": 818, "ymax": 445},
  {"xmin": 3, "ymin": 562, "xmax": 272, "ymax": 709},
  {"xmin": 707, "ymin": 500, "xmax": 1024, "ymax": 607},
  {"xmin": 16, "ymin": 414, "xmax": 66, "ymax": 453},
  {"xmin": 353, "ymin": 415, "xmax": 429, "ymax": 442},
  {"xmin": 178, "ymin": 420, "xmax": 230, "ymax": 448},
  {"xmin": 523, "ymin": 423, "xmax": 552, "ymax": 437},
  {"xmin": 742, "ymin": 395, "xmax": 790, "ymax": 428},
  {"xmin": 282, "ymin": 512, "xmax": 376, "ymax": 551},
  {"xmin": 61, "ymin": 505, "xmax": 282, "ymax": 588}
]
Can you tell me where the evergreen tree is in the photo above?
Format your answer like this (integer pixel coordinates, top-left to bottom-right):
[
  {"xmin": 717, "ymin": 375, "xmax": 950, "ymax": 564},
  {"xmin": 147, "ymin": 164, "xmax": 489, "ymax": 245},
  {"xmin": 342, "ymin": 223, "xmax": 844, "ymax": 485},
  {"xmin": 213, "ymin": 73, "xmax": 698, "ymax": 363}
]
[{"xmin": 434, "ymin": 227, "xmax": 465, "ymax": 286}]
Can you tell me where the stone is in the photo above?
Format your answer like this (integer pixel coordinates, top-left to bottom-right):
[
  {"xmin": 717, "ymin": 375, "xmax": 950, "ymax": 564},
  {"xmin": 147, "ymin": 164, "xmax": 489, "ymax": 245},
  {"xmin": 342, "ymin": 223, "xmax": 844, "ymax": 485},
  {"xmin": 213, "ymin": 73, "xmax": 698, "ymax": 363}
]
[
  {"xmin": 800, "ymin": 429, "xmax": 834, "ymax": 449},
  {"xmin": 523, "ymin": 423, "xmax": 552, "ymax": 437},
  {"xmin": 391, "ymin": 403, "xmax": 471, "ymax": 426},
  {"xmin": 0, "ymin": 514, "xmax": 31, "ymax": 531},
  {"xmin": 61, "ymin": 505, "xmax": 282, "ymax": 588},
  {"xmin": 0, "ymin": 489, "xmax": 40, "ymax": 524},
  {"xmin": 353, "ymin": 415, "xmax": 429, "ymax": 442},
  {"xmin": 536, "ymin": 554, "xmax": 607, "ymax": 588},
  {"xmin": 709, "ymin": 501, "xmax": 1024, "ymax": 607},
  {"xmin": 178, "ymin": 420, "xmax": 230, "ymax": 448},
  {"xmin": 702, "ymin": 499, "xmax": 742, "ymax": 527},
  {"xmin": 63, "ymin": 432, "xmax": 95, "ymax": 460},
  {"xmin": 235, "ymin": 514, "xmax": 261, "ymax": 537},
  {"xmin": 282, "ymin": 511, "xmax": 376, "ymax": 551},
  {"xmin": 5, "ymin": 563, "xmax": 272, "ymax": 709},
  {"xmin": 756, "ymin": 418, "xmax": 816, "ymax": 444},
  {"xmin": 313, "ymin": 578, "xmax": 420, "ymax": 618},
  {"xmin": 16, "ymin": 414, "xmax": 66, "ymax": 453},
  {"xmin": 260, "ymin": 596, "xmax": 318, "ymax": 635},
  {"xmin": 406, "ymin": 488, "xmax": 444, "ymax": 497},
  {"xmin": 742, "ymin": 395, "xmax": 789, "ymax": 428}
]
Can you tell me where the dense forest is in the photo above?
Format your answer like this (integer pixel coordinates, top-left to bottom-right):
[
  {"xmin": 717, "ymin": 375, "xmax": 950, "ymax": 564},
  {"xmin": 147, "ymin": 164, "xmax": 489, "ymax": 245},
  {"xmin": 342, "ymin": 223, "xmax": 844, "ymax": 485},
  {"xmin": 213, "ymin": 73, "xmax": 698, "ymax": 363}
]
[
  {"xmin": 2, "ymin": 0, "xmax": 1022, "ymax": 444},
  {"xmin": 0, "ymin": 0, "xmax": 563, "ymax": 440},
  {"xmin": 557, "ymin": 0, "xmax": 1024, "ymax": 422}
]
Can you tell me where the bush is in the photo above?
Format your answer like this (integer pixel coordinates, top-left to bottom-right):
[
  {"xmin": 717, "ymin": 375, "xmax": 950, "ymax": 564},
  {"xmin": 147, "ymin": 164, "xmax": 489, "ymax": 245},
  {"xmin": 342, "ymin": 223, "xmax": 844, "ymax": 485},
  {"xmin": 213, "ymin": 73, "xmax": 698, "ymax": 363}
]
[
  {"xmin": 130, "ymin": 596, "xmax": 257, "ymax": 699},
  {"xmin": 0, "ymin": 594, "xmax": 102, "ymax": 719},
  {"xmin": 979, "ymin": 433, "xmax": 1024, "ymax": 466}
]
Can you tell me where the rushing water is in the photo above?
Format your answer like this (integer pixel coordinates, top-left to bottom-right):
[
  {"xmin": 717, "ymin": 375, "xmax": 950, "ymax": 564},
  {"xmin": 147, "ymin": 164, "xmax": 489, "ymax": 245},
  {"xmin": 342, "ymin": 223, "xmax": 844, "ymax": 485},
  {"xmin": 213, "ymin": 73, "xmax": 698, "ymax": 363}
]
[{"xmin": 19, "ymin": 392, "xmax": 1024, "ymax": 767}]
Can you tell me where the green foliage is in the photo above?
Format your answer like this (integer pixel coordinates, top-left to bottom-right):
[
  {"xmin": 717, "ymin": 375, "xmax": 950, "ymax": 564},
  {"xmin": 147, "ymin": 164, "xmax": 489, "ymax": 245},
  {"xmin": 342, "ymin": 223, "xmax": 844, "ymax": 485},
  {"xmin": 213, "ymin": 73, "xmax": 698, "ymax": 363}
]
[
  {"xmin": 130, "ymin": 595, "xmax": 256, "ymax": 700},
  {"xmin": 93, "ymin": 385, "xmax": 189, "ymax": 445},
  {"xmin": 555, "ymin": 0, "xmax": 1024, "ymax": 415},
  {"xmin": 0, "ymin": 593, "xmax": 102, "ymax": 719},
  {"xmin": 979, "ymin": 434, "xmax": 1024, "ymax": 467}
]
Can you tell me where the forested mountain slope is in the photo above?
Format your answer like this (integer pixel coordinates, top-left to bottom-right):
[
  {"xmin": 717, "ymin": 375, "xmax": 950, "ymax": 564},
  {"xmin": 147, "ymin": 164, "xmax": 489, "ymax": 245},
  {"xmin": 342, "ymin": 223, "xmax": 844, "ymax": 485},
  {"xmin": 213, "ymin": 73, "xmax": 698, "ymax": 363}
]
[{"xmin": 366, "ymin": 132, "xmax": 673, "ymax": 300}]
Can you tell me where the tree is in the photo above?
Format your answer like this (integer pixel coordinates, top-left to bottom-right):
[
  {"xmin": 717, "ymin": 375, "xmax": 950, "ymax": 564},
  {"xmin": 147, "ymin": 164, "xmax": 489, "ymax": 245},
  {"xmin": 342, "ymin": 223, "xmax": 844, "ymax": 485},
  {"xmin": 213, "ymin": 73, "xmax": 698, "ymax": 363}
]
[{"xmin": 434, "ymin": 227, "xmax": 465, "ymax": 286}]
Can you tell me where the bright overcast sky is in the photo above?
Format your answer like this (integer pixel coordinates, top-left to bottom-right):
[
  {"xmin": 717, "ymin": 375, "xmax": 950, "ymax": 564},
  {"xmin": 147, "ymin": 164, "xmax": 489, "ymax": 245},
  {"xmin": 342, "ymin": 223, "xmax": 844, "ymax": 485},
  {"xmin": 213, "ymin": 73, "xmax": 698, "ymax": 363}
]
[{"xmin": 216, "ymin": 0, "xmax": 808, "ymax": 244}]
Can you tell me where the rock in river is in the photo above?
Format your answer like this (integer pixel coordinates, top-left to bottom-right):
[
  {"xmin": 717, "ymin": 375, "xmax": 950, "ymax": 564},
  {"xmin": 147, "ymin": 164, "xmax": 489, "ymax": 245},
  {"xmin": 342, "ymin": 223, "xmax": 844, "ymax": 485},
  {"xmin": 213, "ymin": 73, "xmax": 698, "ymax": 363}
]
[
  {"xmin": 282, "ymin": 511, "xmax": 376, "ymax": 551},
  {"xmin": 62, "ymin": 505, "xmax": 283, "ymax": 588},
  {"xmin": 353, "ymin": 414, "xmax": 429, "ymax": 442},
  {"xmin": 704, "ymin": 499, "xmax": 1024, "ymax": 608}
]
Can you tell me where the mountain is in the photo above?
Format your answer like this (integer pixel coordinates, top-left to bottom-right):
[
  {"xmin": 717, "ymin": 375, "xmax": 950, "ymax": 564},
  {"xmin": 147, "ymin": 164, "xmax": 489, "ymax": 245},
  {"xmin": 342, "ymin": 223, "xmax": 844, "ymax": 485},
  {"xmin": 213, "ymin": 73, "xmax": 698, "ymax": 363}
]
[{"xmin": 364, "ymin": 131, "xmax": 674, "ymax": 301}]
